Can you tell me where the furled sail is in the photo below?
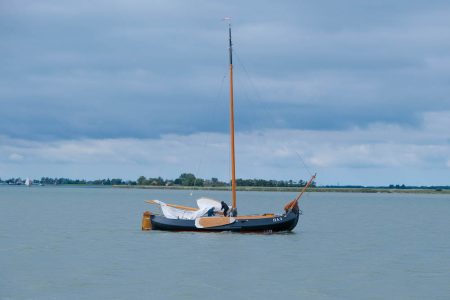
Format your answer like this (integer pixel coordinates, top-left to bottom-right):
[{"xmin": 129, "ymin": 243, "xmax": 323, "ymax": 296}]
[
  {"xmin": 196, "ymin": 197, "xmax": 222, "ymax": 211},
  {"xmin": 152, "ymin": 198, "xmax": 221, "ymax": 220}
]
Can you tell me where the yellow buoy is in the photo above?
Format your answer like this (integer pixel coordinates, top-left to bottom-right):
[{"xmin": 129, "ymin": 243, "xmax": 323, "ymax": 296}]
[{"xmin": 141, "ymin": 211, "xmax": 152, "ymax": 230}]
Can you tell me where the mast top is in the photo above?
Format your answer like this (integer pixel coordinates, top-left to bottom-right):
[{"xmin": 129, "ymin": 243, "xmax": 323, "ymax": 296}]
[
  {"xmin": 222, "ymin": 16, "xmax": 232, "ymax": 24},
  {"xmin": 223, "ymin": 17, "xmax": 233, "ymax": 65}
]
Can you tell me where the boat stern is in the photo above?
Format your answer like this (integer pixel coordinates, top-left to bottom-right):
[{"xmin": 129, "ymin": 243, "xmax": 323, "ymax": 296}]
[{"xmin": 141, "ymin": 211, "xmax": 154, "ymax": 230}]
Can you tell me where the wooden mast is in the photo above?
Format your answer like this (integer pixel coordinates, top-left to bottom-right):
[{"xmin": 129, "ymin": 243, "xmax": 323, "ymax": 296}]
[{"xmin": 228, "ymin": 22, "xmax": 237, "ymax": 215}]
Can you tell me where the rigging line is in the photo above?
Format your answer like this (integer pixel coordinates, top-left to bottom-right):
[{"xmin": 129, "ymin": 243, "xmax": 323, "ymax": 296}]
[
  {"xmin": 294, "ymin": 150, "xmax": 313, "ymax": 178},
  {"xmin": 189, "ymin": 70, "xmax": 228, "ymax": 197},
  {"xmin": 228, "ymin": 61, "xmax": 258, "ymax": 197},
  {"xmin": 234, "ymin": 51, "xmax": 264, "ymax": 105},
  {"xmin": 234, "ymin": 50, "xmax": 273, "ymax": 132},
  {"xmin": 234, "ymin": 74, "xmax": 255, "ymax": 129},
  {"xmin": 227, "ymin": 78, "xmax": 232, "ymax": 198},
  {"xmin": 235, "ymin": 50, "xmax": 316, "ymax": 182},
  {"xmin": 227, "ymin": 74, "xmax": 232, "ymax": 197}
]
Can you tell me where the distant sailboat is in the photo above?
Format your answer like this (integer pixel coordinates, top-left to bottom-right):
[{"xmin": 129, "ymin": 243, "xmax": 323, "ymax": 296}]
[
  {"xmin": 25, "ymin": 178, "xmax": 32, "ymax": 186},
  {"xmin": 141, "ymin": 22, "xmax": 316, "ymax": 233}
]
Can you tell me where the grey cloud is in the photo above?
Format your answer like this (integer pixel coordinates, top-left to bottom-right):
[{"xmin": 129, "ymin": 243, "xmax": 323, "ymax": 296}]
[{"xmin": 1, "ymin": 0, "xmax": 450, "ymax": 141}]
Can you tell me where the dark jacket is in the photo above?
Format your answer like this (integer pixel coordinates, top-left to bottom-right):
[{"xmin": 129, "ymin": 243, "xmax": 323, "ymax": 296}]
[{"xmin": 221, "ymin": 201, "xmax": 229, "ymax": 216}]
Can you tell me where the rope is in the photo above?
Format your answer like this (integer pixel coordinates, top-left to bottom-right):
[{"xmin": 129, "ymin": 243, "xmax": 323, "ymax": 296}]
[
  {"xmin": 234, "ymin": 50, "xmax": 316, "ymax": 184},
  {"xmin": 295, "ymin": 150, "xmax": 314, "ymax": 178},
  {"xmin": 189, "ymin": 70, "xmax": 228, "ymax": 197}
]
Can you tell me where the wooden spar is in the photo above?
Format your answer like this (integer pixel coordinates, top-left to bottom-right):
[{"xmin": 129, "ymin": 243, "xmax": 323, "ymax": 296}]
[
  {"xmin": 145, "ymin": 200, "xmax": 198, "ymax": 211},
  {"xmin": 228, "ymin": 23, "xmax": 237, "ymax": 212},
  {"xmin": 294, "ymin": 173, "xmax": 317, "ymax": 203},
  {"xmin": 283, "ymin": 174, "xmax": 316, "ymax": 212}
]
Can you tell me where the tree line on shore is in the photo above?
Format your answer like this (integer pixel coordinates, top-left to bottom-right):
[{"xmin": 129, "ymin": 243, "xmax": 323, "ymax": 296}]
[
  {"xmin": 0, "ymin": 177, "xmax": 129, "ymax": 186},
  {"xmin": 0, "ymin": 173, "xmax": 314, "ymax": 188},
  {"xmin": 1, "ymin": 174, "xmax": 448, "ymax": 189},
  {"xmin": 136, "ymin": 173, "xmax": 314, "ymax": 187}
]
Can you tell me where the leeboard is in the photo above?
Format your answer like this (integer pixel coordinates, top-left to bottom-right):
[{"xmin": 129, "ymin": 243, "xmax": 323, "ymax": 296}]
[{"xmin": 195, "ymin": 217, "xmax": 235, "ymax": 229}]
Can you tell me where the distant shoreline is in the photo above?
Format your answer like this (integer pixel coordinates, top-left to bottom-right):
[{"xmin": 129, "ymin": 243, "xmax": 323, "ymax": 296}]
[
  {"xmin": 111, "ymin": 185, "xmax": 450, "ymax": 194},
  {"xmin": 4, "ymin": 175, "xmax": 449, "ymax": 194},
  {"xmin": 2, "ymin": 184, "xmax": 448, "ymax": 194}
]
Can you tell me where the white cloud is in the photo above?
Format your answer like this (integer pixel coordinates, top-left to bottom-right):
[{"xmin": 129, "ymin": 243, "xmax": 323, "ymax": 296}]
[
  {"xmin": 8, "ymin": 153, "xmax": 24, "ymax": 161},
  {"xmin": 1, "ymin": 111, "xmax": 449, "ymax": 185}
]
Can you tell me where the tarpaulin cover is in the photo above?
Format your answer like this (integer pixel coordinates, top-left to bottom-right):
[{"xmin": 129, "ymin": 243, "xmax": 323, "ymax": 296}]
[{"xmin": 152, "ymin": 200, "xmax": 209, "ymax": 220}]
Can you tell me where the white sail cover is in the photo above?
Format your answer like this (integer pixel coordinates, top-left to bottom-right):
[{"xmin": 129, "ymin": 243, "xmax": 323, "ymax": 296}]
[
  {"xmin": 152, "ymin": 200, "xmax": 209, "ymax": 220},
  {"xmin": 151, "ymin": 198, "xmax": 223, "ymax": 220},
  {"xmin": 196, "ymin": 197, "xmax": 222, "ymax": 211}
]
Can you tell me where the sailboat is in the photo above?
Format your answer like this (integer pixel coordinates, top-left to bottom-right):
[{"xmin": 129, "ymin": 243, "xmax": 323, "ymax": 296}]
[{"xmin": 141, "ymin": 23, "xmax": 316, "ymax": 233}]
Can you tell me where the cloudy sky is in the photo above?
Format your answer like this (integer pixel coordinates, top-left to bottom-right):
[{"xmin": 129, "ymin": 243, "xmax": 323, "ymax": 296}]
[{"xmin": 1, "ymin": 0, "xmax": 450, "ymax": 185}]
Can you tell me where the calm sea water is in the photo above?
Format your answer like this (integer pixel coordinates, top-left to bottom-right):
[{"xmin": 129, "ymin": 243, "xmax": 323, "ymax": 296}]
[{"xmin": 1, "ymin": 186, "xmax": 449, "ymax": 300}]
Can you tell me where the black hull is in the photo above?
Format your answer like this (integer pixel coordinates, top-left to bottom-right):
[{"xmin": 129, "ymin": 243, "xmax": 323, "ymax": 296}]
[{"xmin": 150, "ymin": 211, "xmax": 300, "ymax": 233}]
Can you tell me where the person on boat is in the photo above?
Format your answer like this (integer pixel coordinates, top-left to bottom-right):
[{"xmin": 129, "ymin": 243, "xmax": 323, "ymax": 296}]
[
  {"xmin": 207, "ymin": 207, "xmax": 215, "ymax": 217},
  {"xmin": 220, "ymin": 201, "xmax": 229, "ymax": 217}
]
